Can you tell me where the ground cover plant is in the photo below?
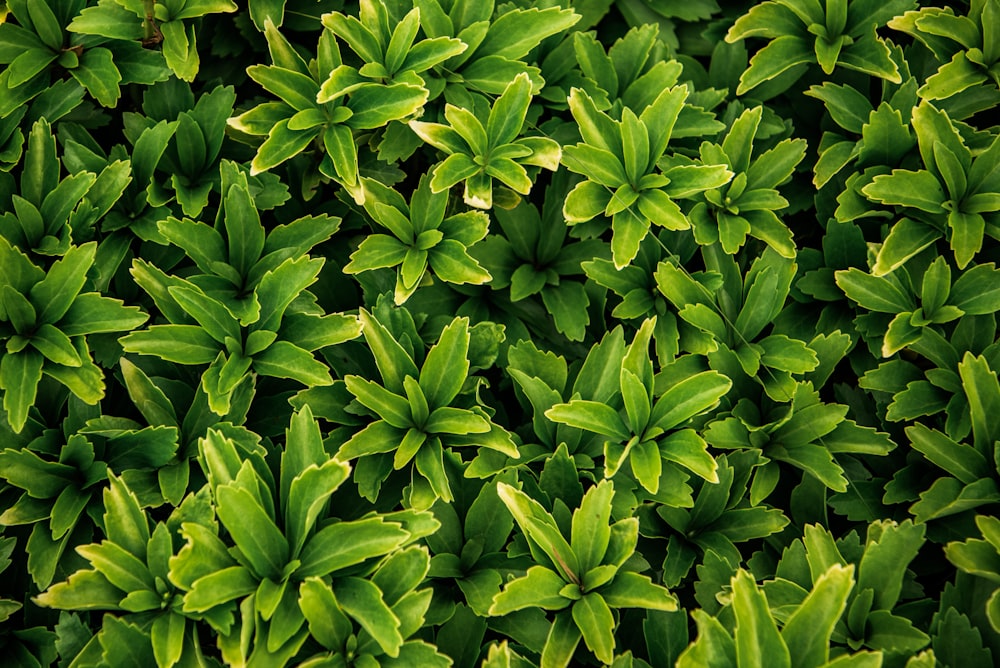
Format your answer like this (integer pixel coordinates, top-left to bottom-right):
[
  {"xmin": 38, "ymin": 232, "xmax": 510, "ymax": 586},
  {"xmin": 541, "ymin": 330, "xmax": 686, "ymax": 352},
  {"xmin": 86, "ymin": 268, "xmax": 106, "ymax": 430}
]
[{"xmin": 1, "ymin": 0, "xmax": 1000, "ymax": 665}]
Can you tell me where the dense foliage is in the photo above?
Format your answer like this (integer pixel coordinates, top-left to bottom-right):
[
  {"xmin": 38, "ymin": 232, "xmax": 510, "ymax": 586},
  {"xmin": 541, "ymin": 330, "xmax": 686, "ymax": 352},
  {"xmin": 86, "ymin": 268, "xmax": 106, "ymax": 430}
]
[{"xmin": 1, "ymin": 0, "xmax": 1000, "ymax": 666}]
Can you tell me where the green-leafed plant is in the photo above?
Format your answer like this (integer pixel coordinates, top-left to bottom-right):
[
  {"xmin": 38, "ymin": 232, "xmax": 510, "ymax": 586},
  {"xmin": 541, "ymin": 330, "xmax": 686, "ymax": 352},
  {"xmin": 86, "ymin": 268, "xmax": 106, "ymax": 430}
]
[
  {"xmin": 228, "ymin": 20, "xmax": 429, "ymax": 200},
  {"xmin": 490, "ymin": 480, "xmax": 677, "ymax": 667},
  {"xmin": 409, "ymin": 72, "xmax": 561, "ymax": 210},
  {"xmin": 1, "ymin": 0, "xmax": 1000, "ymax": 665},
  {"xmin": 561, "ymin": 84, "xmax": 732, "ymax": 268},
  {"xmin": 0, "ymin": 239, "xmax": 147, "ymax": 432},
  {"xmin": 946, "ymin": 515, "xmax": 1000, "ymax": 635},
  {"xmin": 861, "ymin": 101, "xmax": 1000, "ymax": 269},
  {"xmin": 337, "ymin": 311, "xmax": 518, "ymax": 508},
  {"xmin": 725, "ymin": 0, "xmax": 915, "ymax": 95},
  {"xmin": 119, "ymin": 162, "xmax": 361, "ymax": 415},
  {"xmin": 68, "ymin": 0, "xmax": 238, "ymax": 82},
  {"xmin": 546, "ymin": 318, "xmax": 731, "ymax": 499},
  {"xmin": 689, "ymin": 105, "xmax": 806, "ymax": 258},
  {"xmin": 890, "ymin": 0, "xmax": 1000, "ymax": 103},
  {"xmin": 345, "ymin": 173, "xmax": 492, "ymax": 304},
  {"xmin": 475, "ymin": 176, "xmax": 609, "ymax": 342},
  {"xmin": 677, "ymin": 565, "xmax": 881, "ymax": 667}
]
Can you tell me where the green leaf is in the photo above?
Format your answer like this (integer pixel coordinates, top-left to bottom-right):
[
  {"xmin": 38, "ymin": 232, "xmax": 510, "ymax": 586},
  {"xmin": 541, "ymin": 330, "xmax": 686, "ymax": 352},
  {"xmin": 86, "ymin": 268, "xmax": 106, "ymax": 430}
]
[
  {"xmin": 736, "ymin": 36, "xmax": 812, "ymax": 95},
  {"xmin": 251, "ymin": 119, "xmax": 317, "ymax": 175},
  {"xmin": 255, "ymin": 256, "xmax": 323, "ymax": 333},
  {"xmin": 299, "ymin": 577, "xmax": 351, "ymax": 650},
  {"xmin": 30, "ymin": 324, "xmax": 81, "ymax": 367},
  {"xmin": 497, "ymin": 483, "xmax": 580, "ymax": 584},
  {"xmin": 183, "ymin": 565, "xmax": 258, "ymax": 612},
  {"xmin": 949, "ymin": 209, "xmax": 985, "ymax": 269},
  {"xmin": 72, "ymin": 47, "xmax": 122, "ymax": 107},
  {"xmin": 487, "ymin": 72, "xmax": 532, "ymax": 147},
  {"xmin": 621, "ymin": 108, "xmax": 650, "ymax": 182},
  {"xmin": 247, "ymin": 64, "xmax": 318, "ymax": 111},
  {"xmin": 906, "ymin": 423, "xmax": 989, "ymax": 484},
  {"xmin": 638, "ymin": 189, "xmax": 688, "ymax": 231},
  {"xmin": 0, "ymin": 349, "xmax": 43, "ymax": 432},
  {"xmin": 934, "ymin": 140, "xmax": 968, "ymax": 201},
  {"xmin": 946, "ymin": 537, "xmax": 1000, "ymax": 584},
  {"xmin": 430, "ymin": 153, "xmax": 481, "ymax": 194},
  {"xmin": 0, "ymin": 446, "xmax": 75, "ymax": 498},
  {"xmin": 882, "ymin": 311, "xmax": 922, "ymax": 357},
  {"xmin": 476, "ymin": 7, "xmax": 580, "ymax": 60},
  {"xmin": 490, "ymin": 566, "xmax": 570, "ymax": 615},
  {"xmin": 424, "ymin": 407, "xmax": 489, "ymax": 435},
  {"xmin": 759, "ymin": 335, "xmax": 819, "ymax": 373},
  {"xmin": 546, "ymin": 400, "xmax": 631, "ymax": 442},
  {"xmin": 857, "ymin": 520, "xmax": 924, "ymax": 611},
  {"xmin": 157, "ymin": 216, "xmax": 227, "ymax": 275},
  {"xmin": 77, "ymin": 541, "xmax": 155, "ymax": 594},
  {"xmin": 873, "ymin": 218, "xmax": 940, "ymax": 276},
  {"xmin": 862, "ymin": 169, "xmax": 946, "ymax": 213},
  {"xmin": 224, "ymin": 178, "xmax": 265, "ymax": 278},
  {"xmin": 428, "ymin": 238, "xmax": 491, "ymax": 285},
  {"xmin": 420, "ymin": 317, "xmax": 470, "ymax": 408},
  {"xmin": 253, "ymin": 341, "xmax": 332, "ymax": 387},
  {"xmin": 722, "ymin": 107, "xmax": 762, "ymax": 175},
  {"xmin": 59, "ymin": 293, "xmax": 148, "ymax": 336},
  {"xmin": 541, "ymin": 282, "xmax": 590, "ymax": 342},
  {"xmin": 541, "ymin": 612, "xmax": 582, "ymax": 668},
  {"xmin": 346, "ymin": 376, "xmax": 412, "ymax": 429},
  {"xmin": 168, "ymin": 285, "xmax": 240, "ymax": 345},
  {"xmin": 567, "ymin": 88, "xmax": 620, "ymax": 156},
  {"xmin": 958, "ymin": 352, "xmax": 1000, "ymax": 451},
  {"xmin": 30, "ymin": 242, "xmax": 96, "ymax": 324},
  {"xmin": 912, "ymin": 477, "xmax": 1000, "ymax": 523},
  {"xmin": 630, "ymin": 439, "xmax": 662, "ymax": 493},
  {"xmin": 562, "ymin": 144, "xmax": 628, "ymax": 188},
  {"xmin": 103, "ymin": 474, "xmax": 149, "ymax": 559},
  {"xmin": 253, "ymin": 4, "xmax": 291, "ymax": 34},
  {"xmin": 118, "ymin": 358, "xmax": 176, "ymax": 428},
  {"xmin": 835, "ymin": 268, "xmax": 913, "ymax": 312},
  {"xmin": 640, "ymin": 85, "xmax": 687, "ymax": 163},
  {"xmin": 610, "ymin": 207, "xmax": 649, "ymax": 269},
  {"xmin": 564, "ymin": 180, "xmax": 612, "ymax": 223},
  {"xmin": 780, "ymin": 564, "xmax": 854, "ymax": 668},
  {"xmin": 865, "ymin": 610, "xmax": 929, "ymax": 653},
  {"xmin": 285, "ymin": 459, "xmax": 350, "ymax": 554},
  {"xmin": 338, "ymin": 420, "xmax": 406, "ymax": 459},
  {"xmin": 920, "ymin": 51, "xmax": 986, "ymax": 100},
  {"xmin": 571, "ymin": 481, "xmax": 614, "ymax": 574},
  {"xmin": 298, "ymin": 517, "xmax": 410, "ymax": 578},
  {"xmin": 216, "ymin": 482, "xmax": 288, "ymax": 579},
  {"xmin": 621, "ymin": 369, "xmax": 650, "ymax": 436},
  {"xmin": 805, "ymin": 84, "xmax": 871, "ymax": 134},
  {"xmin": 358, "ymin": 309, "xmax": 419, "ymax": 395},
  {"xmin": 150, "ymin": 613, "xmax": 185, "ymax": 668},
  {"xmin": 660, "ymin": 430, "xmax": 718, "ymax": 484},
  {"xmin": 711, "ymin": 507, "xmax": 790, "ymax": 542},
  {"xmin": 120, "ymin": 325, "xmax": 221, "ymax": 364},
  {"xmin": 334, "ymin": 576, "xmax": 405, "ymax": 657},
  {"xmin": 322, "ymin": 122, "xmax": 359, "ymax": 187},
  {"xmin": 600, "ymin": 571, "xmax": 677, "ymax": 611},
  {"xmin": 572, "ymin": 593, "xmax": 615, "ymax": 665},
  {"xmin": 346, "ymin": 82, "xmax": 428, "ymax": 130},
  {"xmin": 661, "ymin": 166, "xmax": 733, "ymax": 204},
  {"xmin": 651, "ymin": 371, "xmax": 731, "ymax": 431},
  {"xmin": 677, "ymin": 609, "xmax": 736, "ymax": 667},
  {"xmin": 732, "ymin": 569, "xmax": 790, "ymax": 668},
  {"xmin": 734, "ymin": 255, "xmax": 795, "ymax": 338},
  {"xmin": 35, "ymin": 570, "xmax": 124, "ymax": 611},
  {"xmin": 950, "ymin": 263, "xmax": 1000, "ymax": 314}
]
